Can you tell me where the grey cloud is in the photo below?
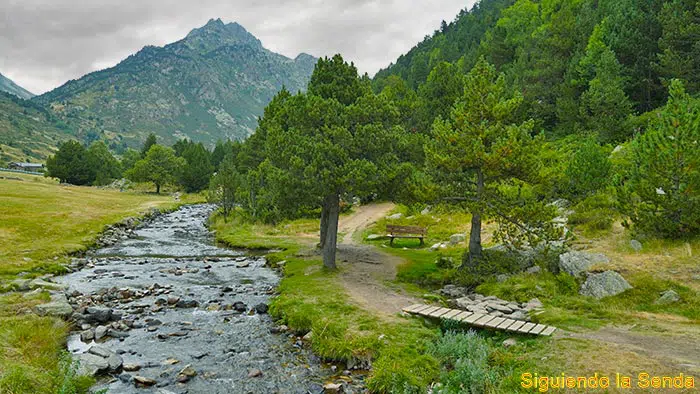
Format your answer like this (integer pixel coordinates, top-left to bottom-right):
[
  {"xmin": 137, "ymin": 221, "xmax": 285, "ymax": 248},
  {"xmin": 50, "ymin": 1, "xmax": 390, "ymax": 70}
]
[{"xmin": 0, "ymin": 0, "xmax": 473, "ymax": 94}]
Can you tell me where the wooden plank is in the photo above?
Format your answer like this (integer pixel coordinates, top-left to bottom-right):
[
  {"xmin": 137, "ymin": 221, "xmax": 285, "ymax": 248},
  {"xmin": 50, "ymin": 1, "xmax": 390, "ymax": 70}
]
[
  {"xmin": 429, "ymin": 308, "xmax": 451, "ymax": 318},
  {"xmin": 540, "ymin": 326, "xmax": 557, "ymax": 336},
  {"xmin": 473, "ymin": 315, "xmax": 496, "ymax": 327},
  {"xmin": 518, "ymin": 322, "xmax": 536, "ymax": 334},
  {"xmin": 529, "ymin": 324, "xmax": 547, "ymax": 335},
  {"xmin": 417, "ymin": 306, "xmax": 440, "ymax": 316},
  {"xmin": 463, "ymin": 313, "xmax": 485, "ymax": 324},
  {"xmin": 496, "ymin": 319, "xmax": 516, "ymax": 330},
  {"xmin": 402, "ymin": 304, "xmax": 425, "ymax": 313},
  {"xmin": 484, "ymin": 317, "xmax": 505, "ymax": 328},
  {"xmin": 453, "ymin": 311, "xmax": 472, "ymax": 321},
  {"xmin": 409, "ymin": 304, "xmax": 433, "ymax": 314},
  {"xmin": 441, "ymin": 310, "xmax": 462, "ymax": 320},
  {"xmin": 505, "ymin": 321, "xmax": 526, "ymax": 332}
]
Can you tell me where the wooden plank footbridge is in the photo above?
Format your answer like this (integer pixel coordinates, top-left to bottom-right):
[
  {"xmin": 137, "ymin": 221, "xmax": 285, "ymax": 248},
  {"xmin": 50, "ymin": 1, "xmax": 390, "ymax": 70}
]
[{"xmin": 402, "ymin": 304, "xmax": 557, "ymax": 336}]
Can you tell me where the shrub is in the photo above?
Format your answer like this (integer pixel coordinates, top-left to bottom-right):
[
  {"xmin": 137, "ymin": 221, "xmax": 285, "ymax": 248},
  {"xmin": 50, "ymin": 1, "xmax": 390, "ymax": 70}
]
[
  {"xmin": 568, "ymin": 192, "xmax": 616, "ymax": 233},
  {"xmin": 429, "ymin": 331, "xmax": 500, "ymax": 394}
]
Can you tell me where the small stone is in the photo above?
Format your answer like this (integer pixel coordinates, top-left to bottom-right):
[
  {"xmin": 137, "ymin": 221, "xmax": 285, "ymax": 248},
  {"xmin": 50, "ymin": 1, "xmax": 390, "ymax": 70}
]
[
  {"xmin": 123, "ymin": 363, "xmax": 141, "ymax": 372},
  {"xmin": 235, "ymin": 261, "xmax": 250, "ymax": 268},
  {"xmin": 526, "ymin": 265, "xmax": 542, "ymax": 275},
  {"xmin": 656, "ymin": 290, "xmax": 681, "ymax": 304},
  {"xmin": 80, "ymin": 329, "xmax": 95, "ymax": 342},
  {"xmin": 303, "ymin": 331, "xmax": 313, "ymax": 341},
  {"xmin": 366, "ymin": 234, "xmax": 382, "ymax": 240},
  {"xmin": 163, "ymin": 358, "xmax": 180, "ymax": 365},
  {"xmin": 502, "ymin": 338, "xmax": 518, "ymax": 348},
  {"xmin": 232, "ymin": 301, "xmax": 247, "ymax": 312},
  {"xmin": 248, "ymin": 368, "xmax": 263, "ymax": 378},
  {"xmin": 133, "ymin": 376, "xmax": 157, "ymax": 387},
  {"xmin": 254, "ymin": 303, "xmax": 269, "ymax": 314},
  {"xmin": 323, "ymin": 382, "xmax": 343, "ymax": 393},
  {"xmin": 630, "ymin": 240, "xmax": 643, "ymax": 252},
  {"xmin": 509, "ymin": 310, "xmax": 529, "ymax": 321},
  {"xmin": 386, "ymin": 213, "xmax": 403, "ymax": 220},
  {"xmin": 449, "ymin": 233, "xmax": 466, "ymax": 245},
  {"xmin": 94, "ymin": 325, "xmax": 108, "ymax": 340}
]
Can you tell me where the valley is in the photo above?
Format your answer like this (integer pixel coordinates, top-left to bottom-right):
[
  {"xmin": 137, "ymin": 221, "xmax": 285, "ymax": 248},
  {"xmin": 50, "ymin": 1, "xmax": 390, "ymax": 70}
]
[{"xmin": 1, "ymin": 0, "xmax": 699, "ymax": 393}]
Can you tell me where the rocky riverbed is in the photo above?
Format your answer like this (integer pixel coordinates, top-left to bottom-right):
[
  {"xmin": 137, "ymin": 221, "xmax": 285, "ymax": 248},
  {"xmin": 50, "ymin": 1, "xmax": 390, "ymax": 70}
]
[{"xmin": 52, "ymin": 205, "xmax": 347, "ymax": 393}]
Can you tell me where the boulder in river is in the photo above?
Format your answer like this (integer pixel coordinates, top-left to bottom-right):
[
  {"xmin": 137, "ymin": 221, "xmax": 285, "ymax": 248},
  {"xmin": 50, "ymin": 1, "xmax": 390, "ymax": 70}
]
[{"xmin": 254, "ymin": 303, "xmax": 269, "ymax": 314}]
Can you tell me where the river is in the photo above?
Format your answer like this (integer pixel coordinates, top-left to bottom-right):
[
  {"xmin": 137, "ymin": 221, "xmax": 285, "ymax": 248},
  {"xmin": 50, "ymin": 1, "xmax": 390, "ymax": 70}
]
[{"xmin": 56, "ymin": 205, "xmax": 330, "ymax": 393}]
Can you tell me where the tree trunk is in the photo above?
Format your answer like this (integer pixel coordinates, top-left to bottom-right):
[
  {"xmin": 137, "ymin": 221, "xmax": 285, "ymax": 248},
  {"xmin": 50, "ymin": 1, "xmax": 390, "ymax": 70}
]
[
  {"xmin": 322, "ymin": 193, "xmax": 340, "ymax": 270},
  {"xmin": 319, "ymin": 195, "xmax": 331, "ymax": 250},
  {"xmin": 156, "ymin": 183, "xmax": 161, "ymax": 194},
  {"xmin": 464, "ymin": 169, "xmax": 484, "ymax": 268}
]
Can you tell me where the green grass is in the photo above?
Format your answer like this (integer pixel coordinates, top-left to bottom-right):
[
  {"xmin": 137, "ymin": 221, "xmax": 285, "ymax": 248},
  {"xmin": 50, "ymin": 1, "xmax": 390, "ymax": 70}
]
[
  {"xmin": 0, "ymin": 174, "xmax": 203, "ymax": 393},
  {"xmin": 0, "ymin": 174, "xmax": 202, "ymax": 278}
]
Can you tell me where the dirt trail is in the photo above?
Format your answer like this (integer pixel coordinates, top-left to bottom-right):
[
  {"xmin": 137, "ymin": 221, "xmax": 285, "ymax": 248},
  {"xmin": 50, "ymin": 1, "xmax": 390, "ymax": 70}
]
[{"xmin": 336, "ymin": 203, "xmax": 420, "ymax": 319}]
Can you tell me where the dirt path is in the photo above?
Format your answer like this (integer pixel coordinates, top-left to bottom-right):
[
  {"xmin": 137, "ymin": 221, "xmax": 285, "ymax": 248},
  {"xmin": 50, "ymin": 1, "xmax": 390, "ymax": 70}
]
[{"xmin": 336, "ymin": 203, "xmax": 420, "ymax": 319}]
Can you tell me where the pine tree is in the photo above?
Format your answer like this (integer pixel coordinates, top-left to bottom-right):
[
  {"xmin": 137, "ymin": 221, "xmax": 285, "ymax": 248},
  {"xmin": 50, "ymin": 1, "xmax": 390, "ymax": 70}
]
[
  {"xmin": 622, "ymin": 80, "xmax": 700, "ymax": 238},
  {"xmin": 426, "ymin": 57, "xmax": 552, "ymax": 267},
  {"xmin": 179, "ymin": 143, "xmax": 214, "ymax": 192}
]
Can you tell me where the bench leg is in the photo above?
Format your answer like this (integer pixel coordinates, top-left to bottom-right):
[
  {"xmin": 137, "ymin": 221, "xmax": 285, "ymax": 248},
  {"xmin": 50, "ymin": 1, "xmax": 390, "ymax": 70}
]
[
  {"xmin": 390, "ymin": 237, "xmax": 394, "ymax": 246},
  {"xmin": 419, "ymin": 237, "xmax": 424, "ymax": 246}
]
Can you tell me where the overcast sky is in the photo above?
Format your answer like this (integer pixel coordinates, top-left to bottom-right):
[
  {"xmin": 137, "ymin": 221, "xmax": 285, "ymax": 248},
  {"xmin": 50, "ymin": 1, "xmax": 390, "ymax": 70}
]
[{"xmin": 0, "ymin": 0, "xmax": 475, "ymax": 95}]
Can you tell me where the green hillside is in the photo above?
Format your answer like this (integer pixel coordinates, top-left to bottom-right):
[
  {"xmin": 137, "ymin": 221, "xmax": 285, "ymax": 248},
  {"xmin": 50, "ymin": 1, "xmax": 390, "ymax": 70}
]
[
  {"xmin": 0, "ymin": 73, "xmax": 34, "ymax": 100},
  {"xmin": 0, "ymin": 92, "xmax": 72, "ymax": 164},
  {"xmin": 34, "ymin": 19, "xmax": 316, "ymax": 149}
]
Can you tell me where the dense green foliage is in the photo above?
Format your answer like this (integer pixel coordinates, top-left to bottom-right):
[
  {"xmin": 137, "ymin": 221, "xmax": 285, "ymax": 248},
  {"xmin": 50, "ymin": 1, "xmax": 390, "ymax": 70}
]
[
  {"xmin": 126, "ymin": 145, "xmax": 185, "ymax": 194},
  {"xmin": 620, "ymin": 80, "xmax": 700, "ymax": 238},
  {"xmin": 45, "ymin": 141, "xmax": 97, "ymax": 185},
  {"xmin": 176, "ymin": 140, "xmax": 214, "ymax": 193},
  {"xmin": 374, "ymin": 0, "xmax": 700, "ymax": 144}
]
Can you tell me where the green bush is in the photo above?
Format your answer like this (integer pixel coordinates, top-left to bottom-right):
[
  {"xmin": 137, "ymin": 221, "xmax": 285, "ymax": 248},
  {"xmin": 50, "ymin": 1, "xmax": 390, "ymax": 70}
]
[
  {"xmin": 429, "ymin": 331, "xmax": 501, "ymax": 394},
  {"xmin": 568, "ymin": 192, "xmax": 616, "ymax": 233}
]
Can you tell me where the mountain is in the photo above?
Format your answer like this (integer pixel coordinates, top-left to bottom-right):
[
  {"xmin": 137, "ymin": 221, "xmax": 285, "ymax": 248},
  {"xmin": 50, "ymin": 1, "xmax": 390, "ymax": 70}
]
[
  {"xmin": 0, "ymin": 91, "xmax": 72, "ymax": 164},
  {"xmin": 34, "ymin": 19, "xmax": 317, "ymax": 148},
  {"xmin": 0, "ymin": 72, "xmax": 35, "ymax": 100}
]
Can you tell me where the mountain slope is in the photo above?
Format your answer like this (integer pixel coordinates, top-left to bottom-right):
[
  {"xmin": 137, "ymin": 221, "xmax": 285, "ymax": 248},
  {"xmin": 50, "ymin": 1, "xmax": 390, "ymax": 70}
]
[
  {"xmin": 0, "ymin": 73, "xmax": 35, "ymax": 100},
  {"xmin": 0, "ymin": 91, "xmax": 72, "ymax": 164},
  {"xmin": 34, "ymin": 19, "xmax": 316, "ymax": 147},
  {"xmin": 374, "ymin": 0, "xmax": 699, "ymax": 138}
]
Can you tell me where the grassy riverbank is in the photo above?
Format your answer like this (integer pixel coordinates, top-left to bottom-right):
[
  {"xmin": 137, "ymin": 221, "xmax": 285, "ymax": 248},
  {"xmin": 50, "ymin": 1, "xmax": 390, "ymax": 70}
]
[{"xmin": 0, "ymin": 174, "xmax": 202, "ymax": 393}]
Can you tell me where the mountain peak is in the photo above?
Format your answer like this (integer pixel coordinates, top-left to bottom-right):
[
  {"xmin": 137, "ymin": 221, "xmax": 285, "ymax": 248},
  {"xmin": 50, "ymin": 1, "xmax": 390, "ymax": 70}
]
[
  {"xmin": 0, "ymin": 72, "xmax": 34, "ymax": 100},
  {"xmin": 185, "ymin": 19, "xmax": 262, "ymax": 51}
]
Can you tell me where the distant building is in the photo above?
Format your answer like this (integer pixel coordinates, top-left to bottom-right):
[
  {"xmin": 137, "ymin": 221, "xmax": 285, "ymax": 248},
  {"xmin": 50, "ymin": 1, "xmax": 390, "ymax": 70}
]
[{"xmin": 8, "ymin": 162, "xmax": 44, "ymax": 172}]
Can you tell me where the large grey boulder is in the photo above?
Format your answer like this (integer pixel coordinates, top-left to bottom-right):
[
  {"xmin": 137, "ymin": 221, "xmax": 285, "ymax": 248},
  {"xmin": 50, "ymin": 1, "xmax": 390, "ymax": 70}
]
[
  {"xmin": 76, "ymin": 353, "xmax": 109, "ymax": 376},
  {"xmin": 579, "ymin": 271, "xmax": 632, "ymax": 299},
  {"xmin": 29, "ymin": 278, "xmax": 67, "ymax": 291},
  {"xmin": 559, "ymin": 251, "xmax": 610, "ymax": 277},
  {"xmin": 33, "ymin": 294, "xmax": 73, "ymax": 318}
]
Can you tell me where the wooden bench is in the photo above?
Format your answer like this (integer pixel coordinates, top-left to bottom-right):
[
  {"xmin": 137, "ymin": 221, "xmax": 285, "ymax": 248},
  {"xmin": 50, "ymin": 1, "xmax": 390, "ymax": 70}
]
[{"xmin": 387, "ymin": 225, "xmax": 427, "ymax": 246}]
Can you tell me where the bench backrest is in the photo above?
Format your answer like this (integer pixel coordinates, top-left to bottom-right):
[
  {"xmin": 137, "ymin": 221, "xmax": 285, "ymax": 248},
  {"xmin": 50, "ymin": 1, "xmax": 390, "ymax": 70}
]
[{"xmin": 387, "ymin": 225, "xmax": 427, "ymax": 235}]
